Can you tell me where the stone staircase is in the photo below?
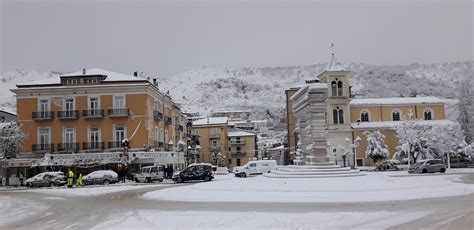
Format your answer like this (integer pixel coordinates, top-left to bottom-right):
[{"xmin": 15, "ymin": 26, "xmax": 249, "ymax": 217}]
[{"xmin": 265, "ymin": 163, "xmax": 366, "ymax": 178}]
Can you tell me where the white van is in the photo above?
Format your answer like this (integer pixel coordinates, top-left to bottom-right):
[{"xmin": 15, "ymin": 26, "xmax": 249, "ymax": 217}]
[
  {"xmin": 135, "ymin": 165, "xmax": 164, "ymax": 183},
  {"xmin": 233, "ymin": 160, "xmax": 277, "ymax": 177}
]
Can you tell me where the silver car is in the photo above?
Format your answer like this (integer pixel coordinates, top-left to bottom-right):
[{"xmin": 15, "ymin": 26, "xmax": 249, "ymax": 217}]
[
  {"xmin": 83, "ymin": 170, "xmax": 118, "ymax": 185},
  {"xmin": 408, "ymin": 159, "xmax": 447, "ymax": 174}
]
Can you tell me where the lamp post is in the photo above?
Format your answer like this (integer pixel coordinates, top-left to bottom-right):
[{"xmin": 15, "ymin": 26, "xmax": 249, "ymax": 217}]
[
  {"xmin": 353, "ymin": 136, "xmax": 361, "ymax": 169},
  {"xmin": 187, "ymin": 145, "xmax": 192, "ymax": 166}
]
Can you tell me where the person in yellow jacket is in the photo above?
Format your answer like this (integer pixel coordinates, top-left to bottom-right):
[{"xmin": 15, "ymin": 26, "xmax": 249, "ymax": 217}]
[
  {"xmin": 76, "ymin": 173, "xmax": 83, "ymax": 187},
  {"xmin": 67, "ymin": 169, "xmax": 74, "ymax": 188}
]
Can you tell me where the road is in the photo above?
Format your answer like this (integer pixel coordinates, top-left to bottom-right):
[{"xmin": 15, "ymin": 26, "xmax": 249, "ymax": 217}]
[{"xmin": 1, "ymin": 175, "xmax": 473, "ymax": 229}]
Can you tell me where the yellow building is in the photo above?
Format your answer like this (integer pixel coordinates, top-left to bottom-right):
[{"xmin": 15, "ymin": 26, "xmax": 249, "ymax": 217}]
[
  {"xmin": 286, "ymin": 54, "xmax": 451, "ymax": 166},
  {"xmin": 191, "ymin": 117, "xmax": 257, "ymax": 168},
  {"xmin": 11, "ymin": 68, "xmax": 187, "ymax": 158}
]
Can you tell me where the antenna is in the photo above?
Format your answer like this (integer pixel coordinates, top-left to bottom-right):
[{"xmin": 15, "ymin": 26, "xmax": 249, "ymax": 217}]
[{"xmin": 331, "ymin": 43, "xmax": 335, "ymax": 56}]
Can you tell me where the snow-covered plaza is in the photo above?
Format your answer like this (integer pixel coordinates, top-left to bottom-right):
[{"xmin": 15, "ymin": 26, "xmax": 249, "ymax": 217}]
[{"xmin": 1, "ymin": 170, "xmax": 473, "ymax": 229}]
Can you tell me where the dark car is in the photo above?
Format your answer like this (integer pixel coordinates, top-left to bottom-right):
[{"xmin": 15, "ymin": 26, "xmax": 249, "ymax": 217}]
[
  {"xmin": 408, "ymin": 159, "xmax": 447, "ymax": 174},
  {"xmin": 173, "ymin": 163, "xmax": 214, "ymax": 183},
  {"xmin": 25, "ymin": 172, "xmax": 67, "ymax": 188}
]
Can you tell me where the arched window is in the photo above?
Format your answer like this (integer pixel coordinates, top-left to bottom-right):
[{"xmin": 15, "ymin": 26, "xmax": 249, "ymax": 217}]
[
  {"xmin": 360, "ymin": 110, "xmax": 370, "ymax": 122},
  {"xmin": 392, "ymin": 109, "xmax": 401, "ymax": 121},
  {"xmin": 333, "ymin": 107, "xmax": 344, "ymax": 124},
  {"xmin": 338, "ymin": 109, "xmax": 344, "ymax": 124},
  {"xmin": 337, "ymin": 81, "xmax": 343, "ymax": 96},
  {"xmin": 424, "ymin": 108, "xmax": 433, "ymax": 120},
  {"xmin": 331, "ymin": 81, "xmax": 337, "ymax": 96}
]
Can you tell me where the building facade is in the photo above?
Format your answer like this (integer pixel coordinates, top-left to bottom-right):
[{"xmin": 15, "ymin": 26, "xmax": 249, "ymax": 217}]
[
  {"xmin": 286, "ymin": 55, "xmax": 451, "ymax": 166},
  {"xmin": 191, "ymin": 117, "xmax": 257, "ymax": 168},
  {"xmin": 12, "ymin": 68, "xmax": 187, "ymax": 158}
]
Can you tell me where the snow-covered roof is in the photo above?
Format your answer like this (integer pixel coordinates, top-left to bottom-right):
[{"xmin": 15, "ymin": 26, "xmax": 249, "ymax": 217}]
[
  {"xmin": 350, "ymin": 97, "xmax": 444, "ymax": 106},
  {"xmin": 351, "ymin": 119, "xmax": 456, "ymax": 129},
  {"xmin": 17, "ymin": 68, "xmax": 146, "ymax": 87},
  {"xmin": 193, "ymin": 117, "xmax": 228, "ymax": 126},
  {"xmin": 228, "ymin": 131, "xmax": 256, "ymax": 137},
  {"xmin": 325, "ymin": 54, "xmax": 346, "ymax": 72}
]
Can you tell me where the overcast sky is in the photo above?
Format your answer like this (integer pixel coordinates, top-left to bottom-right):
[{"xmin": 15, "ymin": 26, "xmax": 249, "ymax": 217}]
[{"xmin": 1, "ymin": 0, "xmax": 472, "ymax": 77}]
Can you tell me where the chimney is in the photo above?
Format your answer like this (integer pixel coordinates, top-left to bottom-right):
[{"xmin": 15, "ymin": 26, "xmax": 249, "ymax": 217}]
[
  {"xmin": 82, "ymin": 69, "xmax": 86, "ymax": 75},
  {"xmin": 133, "ymin": 71, "xmax": 138, "ymax": 77},
  {"xmin": 153, "ymin": 78, "xmax": 157, "ymax": 86},
  {"xmin": 146, "ymin": 77, "xmax": 150, "ymax": 82}
]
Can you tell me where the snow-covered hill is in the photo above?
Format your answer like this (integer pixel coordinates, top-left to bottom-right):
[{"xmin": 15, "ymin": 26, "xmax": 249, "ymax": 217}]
[{"xmin": 1, "ymin": 62, "xmax": 472, "ymax": 121}]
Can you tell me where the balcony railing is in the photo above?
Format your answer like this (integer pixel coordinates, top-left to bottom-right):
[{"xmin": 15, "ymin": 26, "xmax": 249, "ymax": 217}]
[
  {"xmin": 82, "ymin": 109, "xmax": 104, "ymax": 119},
  {"xmin": 57, "ymin": 110, "xmax": 79, "ymax": 119},
  {"xmin": 82, "ymin": 142, "xmax": 104, "ymax": 151},
  {"xmin": 230, "ymin": 140, "xmax": 246, "ymax": 145},
  {"xmin": 57, "ymin": 143, "xmax": 79, "ymax": 152},
  {"xmin": 108, "ymin": 140, "xmax": 126, "ymax": 149},
  {"xmin": 108, "ymin": 108, "xmax": 129, "ymax": 118},
  {"xmin": 164, "ymin": 116, "xmax": 172, "ymax": 125},
  {"xmin": 208, "ymin": 133, "xmax": 220, "ymax": 139},
  {"xmin": 32, "ymin": 143, "xmax": 54, "ymax": 152},
  {"xmin": 175, "ymin": 125, "xmax": 184, "ymax": 132},
  {"xmin": 153, "ymin": 111, "xmax": 163, "ymax": 121},
  {"xmin": 32, "ymin": 111, "xmax": 54, "ymax": 121},
  {"xmin": 231, "ymin": 151, "xmax": 247, "ymax": 156}
]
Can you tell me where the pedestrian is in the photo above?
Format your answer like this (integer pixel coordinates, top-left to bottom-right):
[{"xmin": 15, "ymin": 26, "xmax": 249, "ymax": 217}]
[
  {"xmin": 118, "ymin": 169, "xmax": 123, "ymax": 183},
  {"xmin": 122, "ymin": 166, "xmax": 127, "ymax": 183},
  {"xmin": 67, "ymin": 168, "xmax": 74, "ymax": 188},
  {"xmin": 76, "ymin": 172, "xmax": 83, "ymax": 187},
  {"xmin": 18, "ymin": 172, "xmax": 24, "ymax": 186}
]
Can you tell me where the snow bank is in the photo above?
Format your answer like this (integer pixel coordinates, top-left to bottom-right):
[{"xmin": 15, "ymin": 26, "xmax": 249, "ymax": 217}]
[
  {"xmin": 144, "ymin": 173, "xmax": 474, "ymax": 203},
  {"xmin": 92, "ymin": 210, "xmax": 429, "ymax": 230},
  {"xmin": 24, "ymin": 184, "xmax": 170, "ymax": 197},
  {"xmin": 0, "ymin": 195, "xmax": 48, "ymax": 225}
]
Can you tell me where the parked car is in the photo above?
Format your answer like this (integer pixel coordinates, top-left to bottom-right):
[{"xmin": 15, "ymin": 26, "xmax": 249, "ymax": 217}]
[
  {"xmin": 234, "ymin": 160, "xmax": 278, "ymax": 177},
  {"xmin": 135, "ymin": 165, "xmax": 164, "ymax": 183},
  {"xmin": 375, "ymin": 160, "xmax": 400, "ymax": 171},
  {"xmin": 25, "ymin": 172, "xmax": 67, "ymax": 188},
  {"xmin": 83, "ymin": 170, "xmax": 118, "ymax": 185},
  {"xmin": 173, "ymin": 163, "xmax": 214, "ymax": 183},
  {"xmin": 408, "ymin": 159, "xmax": 447, "ymax": 174}
]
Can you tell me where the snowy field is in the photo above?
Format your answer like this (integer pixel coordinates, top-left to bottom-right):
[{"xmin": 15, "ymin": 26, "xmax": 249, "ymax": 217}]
[
  {"xmin": 92, "ymin": 210, "xmax": 430, "ymax": 230},
  {"xmin": 17, "ymin": 183, "xmax": 173, "ymax": 197},
  {"xmin": 144, "ymin": 172, "xmax": 474, "ymax": 203}
]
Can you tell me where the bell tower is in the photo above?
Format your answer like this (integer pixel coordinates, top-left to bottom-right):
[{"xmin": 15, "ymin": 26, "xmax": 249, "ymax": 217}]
[{"xmin": 317, "ymin": 44, "xmax": 353, "ymax": 164}]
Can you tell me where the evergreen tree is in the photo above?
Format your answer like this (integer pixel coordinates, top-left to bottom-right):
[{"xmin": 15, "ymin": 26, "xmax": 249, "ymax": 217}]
[
  {"xmin": 458, "ymin": 77, "xmax": 473, "ymax": 144},
  {"xmin": 0, "ymin": 122, "xmax": 26, "ymax": 159},
  {"xmin": 363, "ymin": 130, "xmax": 389, "ymax": 163}
]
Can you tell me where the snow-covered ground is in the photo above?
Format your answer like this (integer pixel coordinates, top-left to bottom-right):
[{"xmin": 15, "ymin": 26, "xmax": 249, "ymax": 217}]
[
  {"xmin": 19, "ymin": 183, "xmax": 172, "ymax": 197},
  {"xmin": 144, "ymin": 173, "xmax": 474, "ymax": 203},
  {"xmin": 92, "ymin": 210, "xmax": 430, "ymax": 230},
  {"xmin": 0, "ymin": 195, "xmax": 48, "ymax": 225}
]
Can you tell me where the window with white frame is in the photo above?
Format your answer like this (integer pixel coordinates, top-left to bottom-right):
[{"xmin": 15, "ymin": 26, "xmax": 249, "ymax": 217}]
[
  {"xmin": 392, "ymin": 109, "xmax": 401, "ymax": 121},
  {"xmin": 64, "ymin": 98, "xmax": 74, "ymax": 111},
  {"xmin": 164, "ymin": 129, "xmax": 168, "ymax": 144},
  {"xmin": 38, "ymin": 127, "xmax": 50, "ymax": 145},
  {"xmin": 114, "ymin": 126, "xmax": 126, "ymax": 142},
  {"xmin": 64, "ymin": 128, "xmax": 75, "ymax": 144},
  {"xmin": 39, "ymin": 99, "xmax": 49, "ymax": 112},
  {"xmin": 423, "ymin": 108, "xmax": 433, "ymax": 120},
  {"xmin": 113, "ymin": 95, "xmax": 125, "ymax": 108},
  {"xmin": 154, "ymin": 127, "xmax": 159, "ymax": 143},
  {"xmin": 360, "ymin": 110, "xmax": 370, "ymax": 122},
  {"xmin": 332, "ymin": 107, "xmax": 344, "ymax": 124}
]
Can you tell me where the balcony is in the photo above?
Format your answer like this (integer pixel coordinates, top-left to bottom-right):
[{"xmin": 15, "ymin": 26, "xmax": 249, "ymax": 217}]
[
  {"xmin": 208, "ymin": 133, "xmax": 220, "ymax": 139},
  {"xmin": 231, "ymin": 151, "xmax": 247, "ymax": 156},
  {"xmin": 82, "ymin": 109, "xmax": 104, "ymax": 119},
  {"xmin": 153, "ymin": 111, "xmax": 163, "ymax": 121},
  {"xmin": 175, "ymin": 125, "xmax": 184, "ymax": 132},
  {"xmin": 164, "ymin": 116, "xmax": 172, "ymax": 125},
  {"xmin": 32, "ymin": 111, "xmax": 54, "ymax": 121},
  {"xmin": 82, "ymin": 142, "xmax": 104, "ymax": 151},
  {"xmin": 57, "ymin": 110, "xmax": 79, "ymax": 119},
  {"xmin": 230, "ymin": 140, "xmax": 246, "ymax": 145},
  {"xmin": 32, "ymin": 143, "xmax": 54, "ymax": 152},
  {"xmin": 108, "ymin": 140, "xmax": 126, "ymax": 149},
  {"xmin": 57, "ymin": 143, "xmax": 79, "ymax": 152},
  {"xmin": 209, "ymin": 146, "xmax": 220, "ymax": 152},
  {"xmin": 108, "ymin": 108, "xmax": 129, "ymax": 118}
]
